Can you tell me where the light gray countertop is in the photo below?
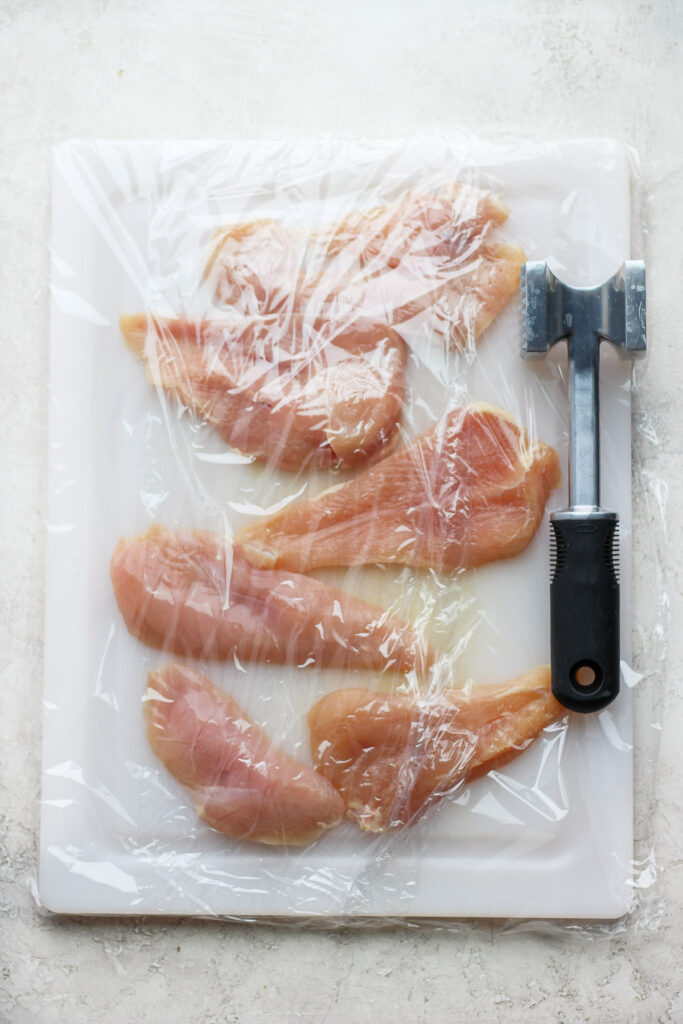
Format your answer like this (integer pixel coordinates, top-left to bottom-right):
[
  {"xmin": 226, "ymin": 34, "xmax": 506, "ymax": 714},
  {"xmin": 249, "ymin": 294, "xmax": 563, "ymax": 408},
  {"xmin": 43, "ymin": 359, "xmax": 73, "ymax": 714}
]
[{"xmin": 1, "ymin": 1, "xmax": 681, "ymax": 1021}]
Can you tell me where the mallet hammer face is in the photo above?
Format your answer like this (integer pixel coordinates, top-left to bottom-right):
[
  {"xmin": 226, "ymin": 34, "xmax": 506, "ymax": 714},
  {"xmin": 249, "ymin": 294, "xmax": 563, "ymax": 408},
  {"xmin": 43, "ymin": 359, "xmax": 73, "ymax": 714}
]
[{"xmin": 520, "ymin": 261, "xmax": 646, "ymax": 359}]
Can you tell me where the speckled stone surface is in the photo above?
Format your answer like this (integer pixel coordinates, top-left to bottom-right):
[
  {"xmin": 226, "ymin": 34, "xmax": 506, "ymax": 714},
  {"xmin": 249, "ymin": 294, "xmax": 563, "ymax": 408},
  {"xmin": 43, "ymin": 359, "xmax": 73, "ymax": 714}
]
[{"xmin": 0, "ymin": 2, "xmax": 681, "ymax": 1021}]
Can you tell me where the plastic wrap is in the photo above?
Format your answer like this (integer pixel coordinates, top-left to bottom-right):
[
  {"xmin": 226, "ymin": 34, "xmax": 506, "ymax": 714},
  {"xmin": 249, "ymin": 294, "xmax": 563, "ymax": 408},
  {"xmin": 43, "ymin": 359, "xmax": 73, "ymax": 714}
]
[{"xmin": 41, "ymin": 135, "xmax": 662, "ymax": 926}]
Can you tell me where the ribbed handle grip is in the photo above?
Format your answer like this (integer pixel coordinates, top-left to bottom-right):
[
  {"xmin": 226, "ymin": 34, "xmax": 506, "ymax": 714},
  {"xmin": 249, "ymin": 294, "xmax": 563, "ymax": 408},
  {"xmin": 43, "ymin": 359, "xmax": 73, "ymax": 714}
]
[{"xmin": 550, "ymin": 512, "xmax": 620, "ymax": 713}]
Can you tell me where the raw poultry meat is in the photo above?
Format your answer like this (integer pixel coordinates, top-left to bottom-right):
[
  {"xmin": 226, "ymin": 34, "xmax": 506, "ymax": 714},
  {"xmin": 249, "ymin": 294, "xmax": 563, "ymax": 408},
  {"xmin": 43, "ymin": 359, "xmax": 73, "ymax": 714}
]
[
  {"xmin": 145, "ymin": 664, "xmax": 345, "ymax": 846},
  {"xmin": 307, "ymin": 666, "xmax": 563, "ymax": 832},
  {"xmin": 119, "ymin": 312, "xmax": 406, "ymax": 471},
  {"xmin": 204, "ymin": 184, "xmax": 508, "ymax": 306},
  {"xmin": 111, "ymin": 525, "xmax": 432, "ymax": 673},
  {"xmin": 204, "ymin": 185, "xmax": 523, "ymax": 346},
  {"xmin": 320, "ymin": 185, "xmax": 509, "ymax": 267},
  {"xmin": 237, "ymin": 404, "xmax": 561, "ymax": 573}
]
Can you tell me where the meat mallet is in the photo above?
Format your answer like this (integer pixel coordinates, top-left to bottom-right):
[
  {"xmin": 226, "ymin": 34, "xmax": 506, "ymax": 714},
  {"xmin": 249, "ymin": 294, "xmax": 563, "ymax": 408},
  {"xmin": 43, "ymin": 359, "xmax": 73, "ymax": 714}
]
[{"xmin": 520, "ymin": 261, "xmax": 646, "ymax": 713}]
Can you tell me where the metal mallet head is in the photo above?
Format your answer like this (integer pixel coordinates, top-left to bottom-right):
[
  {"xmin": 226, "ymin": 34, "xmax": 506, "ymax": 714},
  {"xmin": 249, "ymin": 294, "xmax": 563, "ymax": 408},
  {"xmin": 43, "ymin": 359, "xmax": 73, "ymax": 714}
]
[
  {"xmin": 519, "ymin": 260, "xmax": 646, "ymax": 713},
  {"xmin": 521, "ymin": 261, "xmax": 646, "ymax": 356}
]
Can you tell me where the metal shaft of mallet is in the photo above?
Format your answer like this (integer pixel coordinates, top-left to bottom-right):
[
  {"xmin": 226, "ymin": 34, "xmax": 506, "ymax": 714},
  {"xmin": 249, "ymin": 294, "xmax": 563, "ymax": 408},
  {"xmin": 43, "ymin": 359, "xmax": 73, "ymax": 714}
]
[
  {"xmin": 568, "ymin": 326, "xmax": 601, "ymax": 509},
  {"xmin": 521, "ymin": 261, "xmax": 646, "ymax": 712}
]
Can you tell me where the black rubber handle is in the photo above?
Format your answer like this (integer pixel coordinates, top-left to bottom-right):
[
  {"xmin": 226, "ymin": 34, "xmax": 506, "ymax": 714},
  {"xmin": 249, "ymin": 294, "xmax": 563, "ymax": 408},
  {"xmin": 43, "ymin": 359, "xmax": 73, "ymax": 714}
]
[{"xmin": 550, "ymin": 511, "xmax": 620, "ymax": 713}]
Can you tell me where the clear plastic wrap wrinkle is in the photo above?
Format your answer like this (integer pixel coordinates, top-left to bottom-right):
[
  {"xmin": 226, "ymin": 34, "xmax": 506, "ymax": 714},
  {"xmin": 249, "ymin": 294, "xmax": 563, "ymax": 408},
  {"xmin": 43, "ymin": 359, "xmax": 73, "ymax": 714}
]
[{"xmin": 41, "ymin": 135, "xmax": 662, "ymax": 928}]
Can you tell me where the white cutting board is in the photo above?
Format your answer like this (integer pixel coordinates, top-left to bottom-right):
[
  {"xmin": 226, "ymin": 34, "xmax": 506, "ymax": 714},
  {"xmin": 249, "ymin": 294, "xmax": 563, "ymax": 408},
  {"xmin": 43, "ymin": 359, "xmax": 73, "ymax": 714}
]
[{"xmin": 41, "ymin": 137, "xmax": 634, "ymax": 918}]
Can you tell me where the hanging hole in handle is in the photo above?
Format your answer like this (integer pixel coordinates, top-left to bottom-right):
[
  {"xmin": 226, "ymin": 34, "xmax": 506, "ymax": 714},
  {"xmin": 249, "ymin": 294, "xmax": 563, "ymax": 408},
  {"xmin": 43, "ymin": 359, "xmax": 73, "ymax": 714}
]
[
  {"xmin": 570, "ymin": 660, "xmax": 603, "ymax": 692},
  {"xmin": 575, "ymin": 664, "xmax": 596, "ymax": 686}
]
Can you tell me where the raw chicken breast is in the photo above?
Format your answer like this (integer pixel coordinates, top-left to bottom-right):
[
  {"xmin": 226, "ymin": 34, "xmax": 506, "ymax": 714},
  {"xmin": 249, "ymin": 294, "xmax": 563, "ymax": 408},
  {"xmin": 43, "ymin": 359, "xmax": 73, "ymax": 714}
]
[
  {"xmin": 429, "ymin": 241, "xmax": 526, "ymax": 346},
  {"xmin": 145, "ymin": 664, "xmax": 345, "ymax": 846},
  {"xmin": 237, "ymin": 404, "xmax": 561, "ymax": 573},
  {"xmin": 111, "ymin": 525, "xmax": 432, "ymax": 673},
  {"xmin": 204, "ymin": 186, "xmax": 522, "ymax": 346},
  {"xmin": 120, "ymin": 313, "xmax": 406, "ymax": 471},
  {"xmin": 291, "ymin": 242, "xmax": 524, "ymax": 343},
  {"xmin": 320, "ymin": 185, "xmax": 509, "ymax": 268},
  {"xmin": 307, "ymin": 666, "xmax": 563, "ymax": 832},
  {"xmin": 205, "ymin": 184, "xmax": 508, "ymax": 308}
]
